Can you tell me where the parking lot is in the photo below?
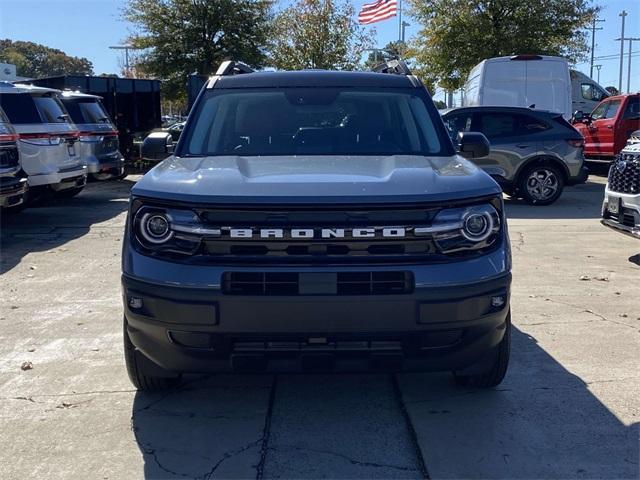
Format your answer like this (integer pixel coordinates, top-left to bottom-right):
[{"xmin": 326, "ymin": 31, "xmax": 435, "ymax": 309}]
[{"xmin": 1, "ymin": 174, "xmax": 638, "ymax": 479}]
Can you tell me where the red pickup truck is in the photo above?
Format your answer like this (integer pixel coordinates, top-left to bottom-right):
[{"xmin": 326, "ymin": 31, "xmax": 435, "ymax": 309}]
[{"xmin": 573, "ymin": 93, "xmax": 639, "ymax": 162}]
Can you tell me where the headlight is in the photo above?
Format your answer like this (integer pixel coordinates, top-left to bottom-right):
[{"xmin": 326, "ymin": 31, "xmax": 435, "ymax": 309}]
[
  {"xmin": 139, "ymin": 212, "xmax": 173, "ymax": 244},
  {"xmin": 429, "ymin": 203, "xmax": 501, "ymax": 253}
]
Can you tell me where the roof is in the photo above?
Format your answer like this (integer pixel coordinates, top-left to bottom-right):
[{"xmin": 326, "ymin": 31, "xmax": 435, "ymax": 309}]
[
  {"xmin": 212, "ymin": 70, "xmax": 419, "ymax": 89},
  {"xmin": 0, "ymin": 82, "xmax": 61, "ymax": 95},
  {"xmin": 443, "ymin": 105, "xmax": 560, "ymax": 116},
  {"xmin": 60, "ymin": 90, "xmax": 102, "ymax": 100}
]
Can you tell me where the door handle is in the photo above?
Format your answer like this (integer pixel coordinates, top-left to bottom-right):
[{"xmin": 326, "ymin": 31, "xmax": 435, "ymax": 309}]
[
  {"xmin": 515, "ymin": 144, "xmax": 530, "ymax": 148},
  {"xmin": 606, "ymin": 125, "xmax": 613, "ymax": 130}
]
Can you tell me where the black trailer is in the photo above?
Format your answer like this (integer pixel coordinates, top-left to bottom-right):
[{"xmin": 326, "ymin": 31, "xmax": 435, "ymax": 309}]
[{"xmin": 28, "ymin": 75, "xmax": 161, "ymax": 160}]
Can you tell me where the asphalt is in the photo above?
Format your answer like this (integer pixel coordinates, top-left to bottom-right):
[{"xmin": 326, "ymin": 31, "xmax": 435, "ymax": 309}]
[{"xmin": 0, "ymin": 173, "xmax": 638, "ymax": 479}]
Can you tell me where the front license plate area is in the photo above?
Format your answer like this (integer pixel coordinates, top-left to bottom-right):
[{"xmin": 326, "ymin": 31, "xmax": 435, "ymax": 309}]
[{"xmin": 607, "ymin": 196, "xmax": 620, "ymax": 215}]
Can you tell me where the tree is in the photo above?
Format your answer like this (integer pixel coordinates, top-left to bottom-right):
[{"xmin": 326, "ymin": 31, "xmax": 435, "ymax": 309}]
[
  {"xmin": 605, "ymin": 86, "xmax": 619, "ymax": 95},
  {"xmin": 123, "ymin": 0, "xmax": 273, "ymax": 100},
  {"xmin": 0, "ymin": 39, "xmax": 93, "ymax": 78},
  {"xmin": 270, "ymin": 0, "xmax": 375, "ymax": 71},
  {"xmin": 409, "ymin": 0, "xmax": 599, "ymax": 91}
]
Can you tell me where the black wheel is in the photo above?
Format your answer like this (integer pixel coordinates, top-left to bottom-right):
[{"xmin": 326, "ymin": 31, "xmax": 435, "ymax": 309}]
[
  {"xmin": 55, "ymin": 186, "xmax": 84, "ymax": 199},
  {"xmin": 517, "ymin": 163, "xmax": 564, "ymax": 205},
  {"xmin": 453, "ymin": 311, "xmax": 511, "ymax": 388},
  {"xmin": 123, "ymin": 317, "xmax": 180, "ymax": 391}
]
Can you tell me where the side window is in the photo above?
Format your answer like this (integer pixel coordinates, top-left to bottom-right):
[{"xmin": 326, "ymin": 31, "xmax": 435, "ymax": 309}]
[
  {"xmin": 590, "ymin": 101, "xmax": 608, "ymax": 120},
  {"xmin": 518, "ymin": 115, "xmax": 550, "ymax": 133},
  {"xmin": 603, "ymin": 100, "xmax": 621, "ymax": 119},
  {"xmin": 443, "ymin": 113, "xmax": 472, "ymax": 141},
  {"xmin": 623, "ymin": 97, "xmax": 639, "ymax": 119},
  {"xmin": 581, "ymin": 83, "xmax": 604, "ymax": 102},
  {"xmin": 477, "ymin": 113, "xmax": 517, "ymax": 139},
  {"xmin": 0, "ymin": 93, "xmax": 41, "ymax": 124}
]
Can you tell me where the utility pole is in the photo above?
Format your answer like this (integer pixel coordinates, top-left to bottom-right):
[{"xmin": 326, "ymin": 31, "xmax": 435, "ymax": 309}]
[
  {"xmin": 615, "ymin": 35, "xmax": 640, "ymax": 93},
  {"xmin": 589, "ymin": 17, "xmax": 605, "ymax": 78},
  {"xmin": 109, "ymin": 45, "xmax": 138, "ymax": 77},
  {"xmin": 594, "ymin": 64, "xmax": 602, "ymax": 83},
  {"xmin": 618, "ymin": 10, "xmax": 627, "ymax": 92}
]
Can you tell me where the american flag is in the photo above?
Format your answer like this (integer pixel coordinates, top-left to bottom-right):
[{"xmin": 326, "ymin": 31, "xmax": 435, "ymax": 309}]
[{"xmin": 358, "ymin": 0, "xmax": 398, "ymax": 25}]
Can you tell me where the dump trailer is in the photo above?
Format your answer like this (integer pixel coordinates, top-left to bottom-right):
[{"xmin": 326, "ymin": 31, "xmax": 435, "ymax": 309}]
[{"xmin": 28, "ymin": 75, "xmax": 162, "ymax": 161}]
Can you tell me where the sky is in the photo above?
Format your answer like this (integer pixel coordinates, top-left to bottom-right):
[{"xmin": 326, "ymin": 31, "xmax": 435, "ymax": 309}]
[{"xmin": 0, "ymin": 0, "xmax": 638, "ymax": 99}]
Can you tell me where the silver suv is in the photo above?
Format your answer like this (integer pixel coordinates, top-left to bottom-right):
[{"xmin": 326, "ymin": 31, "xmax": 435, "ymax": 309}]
[
  {"xmin": 442, "ymin": 106, "xmax": 588, "ymax": 205},
  {"xmin": 0, "ymin": 83, "xmax": 86, "ymax": 199},
  {"xmin": 59, "ymin": 91, "xmax": 125, "ymax": 180}
]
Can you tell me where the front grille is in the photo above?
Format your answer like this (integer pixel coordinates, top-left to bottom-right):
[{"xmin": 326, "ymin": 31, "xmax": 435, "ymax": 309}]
[
  {"xmin": 609, "ymin": 153, "xmax": 640, "ymax": 194},
  {"xmin": 0, "ymin": 142, "xmax": 19, "ymax": 169},
  {"xmin": 222, "ymin": 271, "xmax": 414, "ymax": 295}
]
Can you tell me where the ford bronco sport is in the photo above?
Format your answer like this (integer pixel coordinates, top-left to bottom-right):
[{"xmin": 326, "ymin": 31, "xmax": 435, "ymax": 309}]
[{"xmin": 122, "ymin": 61, "xmax": 512, "ymax": 390}]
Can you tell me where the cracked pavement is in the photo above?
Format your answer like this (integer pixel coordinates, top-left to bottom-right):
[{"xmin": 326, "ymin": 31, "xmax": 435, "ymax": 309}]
[{"xmin": 1, "ymin": 175, "xmax": 638, "ymax": 479}]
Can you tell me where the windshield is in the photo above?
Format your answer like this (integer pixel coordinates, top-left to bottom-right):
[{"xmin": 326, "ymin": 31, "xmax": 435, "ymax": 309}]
[
  {"xmin": 33, "ymin": 95, "xmax": 71, "ymax": 123},
  {"xmin": 180, "ymin": 88, "xmax": 452, "ymax": 157},
  {"xmin": 63, "ymin": 99, "xmax": 111, "ymax": 125}
]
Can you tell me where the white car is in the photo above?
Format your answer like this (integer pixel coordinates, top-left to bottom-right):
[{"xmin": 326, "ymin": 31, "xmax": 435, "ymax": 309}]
[
  {"xmin": 602, "ymin": 143, "xmax": 640, "ymax": 238},
  {"xmin": 0, "ymin": 82, "xmax": 87, "ymax": 199}
]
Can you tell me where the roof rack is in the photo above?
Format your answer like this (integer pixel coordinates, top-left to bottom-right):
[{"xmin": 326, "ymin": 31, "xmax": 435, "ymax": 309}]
[
  {"xmin": 372, "ymin": 59, "xmax": 412, "ymax": 75},
  {"xmin": 216, "ymin": 60, "xmax": 255, "ymax": 76}
]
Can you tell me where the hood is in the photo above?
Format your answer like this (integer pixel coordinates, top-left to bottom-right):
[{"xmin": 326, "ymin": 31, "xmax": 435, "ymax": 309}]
[{"xmin": 132, "ymin": 154, "xmax": 501, "ymax": 204}]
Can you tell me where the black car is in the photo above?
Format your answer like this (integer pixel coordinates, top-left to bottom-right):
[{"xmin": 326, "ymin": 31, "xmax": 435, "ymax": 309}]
[
  {"xmin": 442, "ymin": 106, "xmax": 588, "ymax": 205},
  {"xmin": 122, "ymin": 61, "xmax": 512, "ymax": 390}
]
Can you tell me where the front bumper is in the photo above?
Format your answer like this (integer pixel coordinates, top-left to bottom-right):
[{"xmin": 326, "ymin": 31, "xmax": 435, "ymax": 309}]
[
  {"xmin": 122, "ymin": 270, "xmax": 511, "ymax": 374},
  {"xmin": 601, "ymin": 186, "xmax": 640, "ymax": 238},
  {"xmin": 0, "ymin": 176, "xmax": 27, "ymax": 208}
]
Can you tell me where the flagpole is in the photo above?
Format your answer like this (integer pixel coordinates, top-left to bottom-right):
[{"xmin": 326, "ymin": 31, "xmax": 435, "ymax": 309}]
[{"xmin": 398, "ymin": 0, "xmax": 402, "ymax": 41}]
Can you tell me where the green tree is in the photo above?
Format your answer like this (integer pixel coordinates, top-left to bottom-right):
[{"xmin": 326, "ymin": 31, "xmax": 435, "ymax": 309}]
[
  {"xmin": 363, "ymin": 41, "xmax": 409, "ymax": 70},
  {"xmin": 123, "ymin": 0, "xmax": 274, "ymax": 100},
  {"xmin": 0, "ymin": 39, "xmax": 93, "ymax": 78},
  {"xmin": 270, "ymin": 0, "xmax": 375, "ymax": 71},
  {"xmin": 409, "ymin": 0, "xmax": 599, "ymax": 90}
]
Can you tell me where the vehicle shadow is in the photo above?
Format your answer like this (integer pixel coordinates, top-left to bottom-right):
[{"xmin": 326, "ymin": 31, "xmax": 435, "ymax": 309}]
[
  {"xmin": 130, "ymin": 326, "xmax": 638, "ymax": 479},
  {"xmin": 505, "ymin": 179, "xmax": 605, "ymax": 220},
  {"xmin": 0, "ymin": 178, "xmax": 135, "ymax": 274}
]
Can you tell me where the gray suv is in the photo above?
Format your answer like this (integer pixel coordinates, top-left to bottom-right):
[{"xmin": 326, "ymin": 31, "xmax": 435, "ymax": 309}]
[
  {"xmin": 122, "ymin": 61, "xmax": 512, "ymax": 391},
  {"xmin": 443, "ymin": 106, "xmax": 588, "ymax": 205}
]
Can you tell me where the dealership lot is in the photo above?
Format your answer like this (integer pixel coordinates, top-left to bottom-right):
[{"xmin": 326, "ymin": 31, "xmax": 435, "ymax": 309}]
[{"xmin": 1, "ymin": 175, "xmax": 638, "ymax": 479}]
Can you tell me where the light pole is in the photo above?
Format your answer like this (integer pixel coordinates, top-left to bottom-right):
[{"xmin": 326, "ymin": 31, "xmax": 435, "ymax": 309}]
[
  {"xmin": 594, "ymin": 64, "xmax": 602, "ymax": 83},
  {"xmin": 401, "ymin": 21, "xmax": 410, "ymax": 43}
]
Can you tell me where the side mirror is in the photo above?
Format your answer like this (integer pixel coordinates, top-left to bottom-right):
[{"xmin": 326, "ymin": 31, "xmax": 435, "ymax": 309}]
[
  {"xmin": 457, "ymin": 131, "xmax": 490, "ymax": 159},
  {"xmin": 572, "ymin": 110, "xmax": 585, "ymax": 123},
  {"xmin": 141, "ymin": 132, "xmax": 174, "ymax": 161}
]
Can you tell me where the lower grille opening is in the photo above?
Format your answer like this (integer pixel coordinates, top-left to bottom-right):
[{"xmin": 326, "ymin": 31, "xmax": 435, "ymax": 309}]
[{"xmin": 223, "ymin": 271, "xmax": 413, "ymax": 296}]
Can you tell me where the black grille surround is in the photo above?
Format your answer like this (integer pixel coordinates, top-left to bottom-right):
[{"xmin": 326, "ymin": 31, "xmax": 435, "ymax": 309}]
[
  {"xmin": 130, "ymin": 196, "xmax": 504, "ymax": 265},
  {"xmin": 223, "ymin": 271, "xmax": 414, "ymax": 296},
  {"xmin": 609, "ymin": 152, "xmax": 640, "ymax": 194}
]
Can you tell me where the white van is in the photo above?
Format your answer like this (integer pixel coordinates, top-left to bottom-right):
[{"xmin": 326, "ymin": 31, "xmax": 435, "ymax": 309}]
[
  {"xmin": 0, "ymin": 83, "xmax": 87, "ymax": 198},
  {"xmin": 463, "ymin": 55, "xmax": 573, "ymax": 119},
  {"xmin": 570, "ymin": 69, "xmax": 609, "ymax": 115}
]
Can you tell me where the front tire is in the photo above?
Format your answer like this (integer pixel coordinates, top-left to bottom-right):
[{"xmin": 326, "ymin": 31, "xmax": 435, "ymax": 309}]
[
  {"xmin": 123, "ymin": 317, "xmax": 180, "ymax": 391},
  {"xmin": 517, "ymin": 164, "xmax": 564, "ymax": 205},
  {"xmin": 453, "ymin": 311, "xmax": 511, "ymax": 388}
]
